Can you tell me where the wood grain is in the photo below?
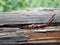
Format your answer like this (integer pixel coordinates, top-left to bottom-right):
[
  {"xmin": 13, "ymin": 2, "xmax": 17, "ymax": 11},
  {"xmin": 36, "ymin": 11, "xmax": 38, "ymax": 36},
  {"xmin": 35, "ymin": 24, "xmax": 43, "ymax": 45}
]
[{"xmin": 26, "ymin": 31, "xmax": 60, "ymax": 41}]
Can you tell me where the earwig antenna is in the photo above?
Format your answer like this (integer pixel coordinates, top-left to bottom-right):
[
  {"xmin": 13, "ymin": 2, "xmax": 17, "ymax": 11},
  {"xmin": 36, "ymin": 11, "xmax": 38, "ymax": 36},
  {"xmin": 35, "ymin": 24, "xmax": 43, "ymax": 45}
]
[{"xmin": 49, "ymin": 14, "xmax": 56, "ymax": 22}]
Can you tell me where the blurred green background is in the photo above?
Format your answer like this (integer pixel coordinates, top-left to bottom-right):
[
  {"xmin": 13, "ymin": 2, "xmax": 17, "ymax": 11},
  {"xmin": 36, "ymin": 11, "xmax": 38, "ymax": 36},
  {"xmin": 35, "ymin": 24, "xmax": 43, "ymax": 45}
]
[{"xmin": 0, "ymin": 0, "xmax": 60, "ymax": 12}]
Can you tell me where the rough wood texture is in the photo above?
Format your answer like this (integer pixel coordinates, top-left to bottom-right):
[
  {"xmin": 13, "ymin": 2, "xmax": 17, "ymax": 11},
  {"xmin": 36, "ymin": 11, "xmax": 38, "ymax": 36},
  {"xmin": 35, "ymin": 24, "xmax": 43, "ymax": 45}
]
[
  {"xmin": 26, "ymin": 31, "xmax": 60, "ymax": 40},
  {"xmin": 0, "ymin": 43, "xmax": 60, "ymax": 45}
]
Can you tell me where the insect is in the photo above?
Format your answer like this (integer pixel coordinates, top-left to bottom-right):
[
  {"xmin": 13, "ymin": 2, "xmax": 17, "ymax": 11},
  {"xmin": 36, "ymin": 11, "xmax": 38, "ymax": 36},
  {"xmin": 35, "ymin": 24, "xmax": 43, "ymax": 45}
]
[{"xmin": 19, "ymin": 14, "xmax": 56, "ymax": 29}]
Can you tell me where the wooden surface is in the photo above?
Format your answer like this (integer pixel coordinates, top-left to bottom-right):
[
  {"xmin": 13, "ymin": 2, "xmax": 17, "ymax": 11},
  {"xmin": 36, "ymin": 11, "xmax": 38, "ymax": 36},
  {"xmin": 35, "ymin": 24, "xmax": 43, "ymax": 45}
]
[
  {"xmin": 0, "ymin": 42, "xmax": 60, "ymax": 45},
  {"xmin": 0, "ymin": 26, "xmax": 60, "ymax": 44},
  {"xmin": 11, "ymin": 31, "xmax": 60, "ymax": 45},
  {"xmin": 0, "ymin": 30, "xmax": 60, "ymax": 45},
  {"xmin": 20, "ymin": 31, "xmax": 60, "ymax": 41}
]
